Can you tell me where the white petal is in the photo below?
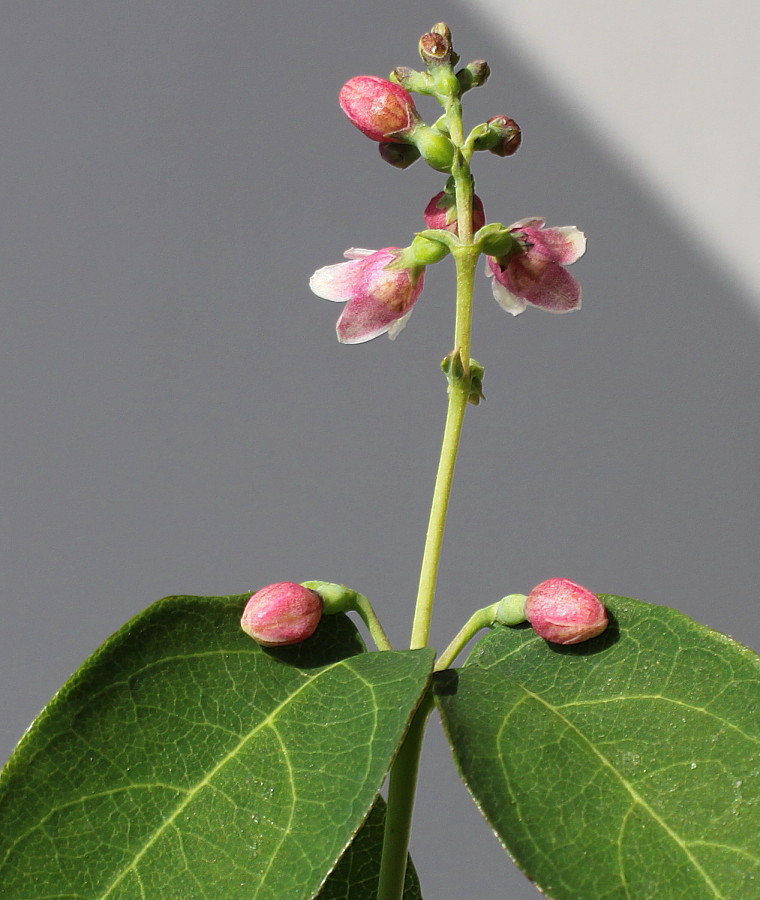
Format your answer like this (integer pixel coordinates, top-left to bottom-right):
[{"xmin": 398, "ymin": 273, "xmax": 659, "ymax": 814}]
[
  {"xmin": 309, "ymin": 260, "xmax": 358, "ymax": 301},
  {"xmin": 491, "ymin": 277, "xmax": 528, "ymax": 316},
  {"xmin": 387, "ymin": 309, "xmax": 413, "ymax": 340},
  {"xmin": 343, "ymin": 247, "xmax": 377, "ymax": 260}
]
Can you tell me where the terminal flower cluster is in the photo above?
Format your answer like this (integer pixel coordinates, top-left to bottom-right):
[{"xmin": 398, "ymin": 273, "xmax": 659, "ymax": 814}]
[{"xmin": 309, "ymin": 72, "xmax": 586, "ymax": 343}]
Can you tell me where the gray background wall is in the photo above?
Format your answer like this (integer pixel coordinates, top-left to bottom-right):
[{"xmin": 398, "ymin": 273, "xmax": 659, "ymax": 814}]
[{"xmin": 2, "ymin": 3, "xmax": 758, "ymax": 897}]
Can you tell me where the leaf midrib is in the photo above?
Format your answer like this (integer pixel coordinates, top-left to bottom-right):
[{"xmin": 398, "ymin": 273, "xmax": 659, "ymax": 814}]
[
  {"xmin": 497, "ymin": 683, "xmax": 729, "ymax": 899},
  {"xmin": 94, "ymin": 655, "xmax": 366, "ymax": 899}
]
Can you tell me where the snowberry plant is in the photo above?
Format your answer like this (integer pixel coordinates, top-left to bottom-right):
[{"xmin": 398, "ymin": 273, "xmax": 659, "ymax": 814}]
[{"xmin": 1, "ymin": 23, "xmax": 759, "ymax": 900}]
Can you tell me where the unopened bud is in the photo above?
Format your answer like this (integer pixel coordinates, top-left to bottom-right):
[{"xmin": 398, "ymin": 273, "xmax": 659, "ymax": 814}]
[
  {"xmin": 524, "ymin": 578, "xmax": 608, "ymax": 645},
  {"xmin": 419, "ymin": 30, "xmax": 452, "ymax": 67},
  {"xmin": 478, "ymin": 116, "xmax": 522, "ymax": 157},
  {"xmin": 390, "ymin": 66, "xmax": 433, "ymax": 94},
  {"xmin": 423, "ymin": 190, "xmax": 486, "ymax": 234},
  {"xmin": 339, "ymin": 76, "xmax": 420, "ymax": 143},
  {"xmin": 457, "ymin": 60, "xmax": 490, "ymax": 92},
  {"xmin": 379, "ymin": 141, "xmax": 421, "ymax": 169},
  {"xmin": 241, "ymin": 582, "xmax": 323, "ymax": 647}
]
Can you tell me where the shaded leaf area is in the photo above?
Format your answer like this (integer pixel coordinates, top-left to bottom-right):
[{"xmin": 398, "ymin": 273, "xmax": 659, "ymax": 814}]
[
  {"xmin": 0, "ymin": 595, "xmax": 433, "ymax": 899},
  {"xmin": 317, "ymin": 795, "xmax": 422, "ymax": 899},
  {"xmin": 436, "ymin": 596, "xmax": 760, "ymax": 899}
]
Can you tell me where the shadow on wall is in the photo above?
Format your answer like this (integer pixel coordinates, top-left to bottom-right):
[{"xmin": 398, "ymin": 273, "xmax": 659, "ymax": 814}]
[{"xmin": 0, "ymin": 1, "xmax": 757, "ymax": 898}]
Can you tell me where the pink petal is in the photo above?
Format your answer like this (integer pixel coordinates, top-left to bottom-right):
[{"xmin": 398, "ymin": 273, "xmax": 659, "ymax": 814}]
[
  {"xmin": 336, "ymin": 267, "xmax": 424, "ymax": 344},
  {"xmin": 529, "ymin": 226, "xmax": 586, "ymax": 265},
  {"xmin": 509, "ymin": 256, "xmax": 582, "ymax": 312}
]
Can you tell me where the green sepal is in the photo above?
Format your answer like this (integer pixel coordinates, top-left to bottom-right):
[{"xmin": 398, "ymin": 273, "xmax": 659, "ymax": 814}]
[{"xmin": 474, "ymin": 223, "xmax": 520, "ymax": 259}]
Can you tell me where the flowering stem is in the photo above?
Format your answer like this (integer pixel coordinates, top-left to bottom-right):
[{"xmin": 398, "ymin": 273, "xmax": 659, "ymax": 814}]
[{"xmin": 375, "ymin": 690, "xmax": 433, "ymax": 900}]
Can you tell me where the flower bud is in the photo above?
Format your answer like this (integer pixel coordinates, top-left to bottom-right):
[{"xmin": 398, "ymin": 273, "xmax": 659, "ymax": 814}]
[
  {"xmin": 339, "ymin": 76, "xmax": 420, "ymax": 143},
  {"xmin": 524, "ymin": 578, "xmax": 608, "ymax": 645},
  {"xmin": 456, "ymin": 60, "xmax": 490, "ymax": 92},
  {"xmin": 241, "ymin": 582, "xmax": 323, "ymax": 647},
  {"xmin": 390, "ymin": 66, "xmax": 433, "ymax": 95},
  {"xmin": 473, "ymin": 116, "xmax": 522, "ymax": 157},
  {"xmin": 424, "ymin": 190, "xmax": 486, "ymax": 234},
  {"xmin": 379, "ymin": 141, "xmax": 421, "ymax": 169}
]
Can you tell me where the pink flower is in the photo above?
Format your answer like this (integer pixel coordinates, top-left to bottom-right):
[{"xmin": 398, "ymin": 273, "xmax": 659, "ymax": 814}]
[
  {"xmin": 310, "ymin": 248, "xmax": 424, "ymax": 344},
  {"xmin": 486, "ymin": 218, "xmax": 586, "ymax": 315},
  {"xmin": 339, "ymin": 76, "xmax": 420, "ymax": 143},
  {"xmin": 423, "ymin": 191, "xmax": 486, "ymax": 234},
  {"xmin": 524, "ymin": 578, "xmax": 608, "ymax": 645},
  {"xmin": 241, "ymin": 582, "xmax": 323, "ymax": 647}
]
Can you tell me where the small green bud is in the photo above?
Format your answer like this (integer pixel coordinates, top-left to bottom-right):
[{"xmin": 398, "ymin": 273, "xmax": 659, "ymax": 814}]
[
  {"xmin": 493, "ymin": 594, "xmax": 528, "ymax": 626},
  {"xmin": 390, "ymin": 66, "xmax": 434, "ymax": 94},
  {"xmin": 300, "ymin": 581, "xmax": 358, "ymax": 615},
  {"xmin": 456, "ymin": 60, "xmax": 490, "ymax": 91},
  {"xmin": 472, "ymin": 116, "xmax": 522, "ymax": 157},
  {"xmin": 408, "ymin": 124, "xmax": 455, "ymax": 172},
  {"xmin": 409, "ymin": 233, "xmax": 450, "ymax": 266}
]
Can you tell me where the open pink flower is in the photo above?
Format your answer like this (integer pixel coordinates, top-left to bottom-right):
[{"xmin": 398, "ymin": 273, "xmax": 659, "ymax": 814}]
[
  {"xmin": 486, "ymin": 218, "xmax": 586, "ymax": 315},
  {"xmin": 310, "ymin": 248, "xmax": 424, "ymax": 344}
]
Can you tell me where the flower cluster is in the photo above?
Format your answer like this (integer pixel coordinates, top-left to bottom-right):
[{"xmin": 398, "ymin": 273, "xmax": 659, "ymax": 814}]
[{"xmin": 310, "ymin": 75, "xmax": 586, "ymax": 343}]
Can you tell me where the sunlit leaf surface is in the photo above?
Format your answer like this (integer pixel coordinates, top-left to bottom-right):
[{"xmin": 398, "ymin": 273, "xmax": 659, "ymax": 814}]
[
  {"xmin": 437, "ymin": 595, "xmax": 760, "ymax": 899},
  {"xmin": 0, "ymin": 595, "xmax": 433, "ymax": 899}
]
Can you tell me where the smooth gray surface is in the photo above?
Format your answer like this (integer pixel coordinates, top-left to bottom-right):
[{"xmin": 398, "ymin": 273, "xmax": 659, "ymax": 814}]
[{"xmin": 2, "ymin": 3, "xmax": 758, "ymax": 897}]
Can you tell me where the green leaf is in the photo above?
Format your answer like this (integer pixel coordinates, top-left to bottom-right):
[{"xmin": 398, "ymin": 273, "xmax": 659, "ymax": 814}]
[
  {"xmin": 0, "ymin": 594, "xmax": 434, "ymax": 899},
  {"xmin": 317, "ymin": 796, "xmax": 422, "ymax": 899},
  {"xmin": 436, "ymin": 595, "xmax": 760, "ymax": 899}
]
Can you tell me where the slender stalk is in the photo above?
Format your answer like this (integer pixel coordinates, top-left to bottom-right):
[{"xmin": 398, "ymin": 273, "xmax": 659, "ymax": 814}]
[
  {"xmin": 375, "ymin": 691, "xmax": 433, "ymax": 900},
  {"xmin": 377, "ymin": 62, "xmax": 481, "ymax": 900},
  {"xmin": 351, "ymin": 593, "xmax": 394, "ymax": 651},
  {"xmin": 434, "ymin": 603, "xmax": 498, "ymax": 671}
]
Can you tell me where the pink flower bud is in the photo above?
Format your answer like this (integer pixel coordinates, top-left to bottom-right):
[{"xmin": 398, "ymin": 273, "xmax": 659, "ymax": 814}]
[
  {"xmin": 423, "ymin": 191, "xmax": 486, "ymax": 234},
  {"xmin": 524, "ymin": 578, "xmax": 608, "ymax": 645},
  {"xmin": 339, "ymin": 76, "xmax": 420, "ymax": 143},
  {"xmin": 241, "ymin": 582, "xmax": 323, "ymax": 647}
]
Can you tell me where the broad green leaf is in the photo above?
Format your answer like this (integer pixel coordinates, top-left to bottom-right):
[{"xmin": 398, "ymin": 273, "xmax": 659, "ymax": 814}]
[
  {"xmin": 436, "ymin": 595, "xmax": 760, "ymax": 899},
  {"xmin": 0, "ymin": 594, "xmax": 434, "ymax": 899},
  {"xmin": 317, "ymin": 795, "xmax": 422, "ymax": 899}
]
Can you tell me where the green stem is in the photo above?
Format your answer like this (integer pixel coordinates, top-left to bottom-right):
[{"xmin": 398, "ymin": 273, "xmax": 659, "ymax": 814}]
[
  {"xmin": 434, "ymin": 603, "xmax": 498, "ymax": 671},
  {"xmin": 377, "ymin": 72, "xmax": 481, "ymax": 900},
  {"xmin": 376, "ymin": 691, "xmax": 433, "ymax": 900},
  {"xmin": 351, "ymin": 594, "xmax": 394, "ymax": 651}
]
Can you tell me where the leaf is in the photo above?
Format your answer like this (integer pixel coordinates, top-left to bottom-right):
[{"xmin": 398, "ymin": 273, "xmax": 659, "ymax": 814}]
[
  {"xmin": 0, "ymin": 594, "xmax": 434, "ymax": 900},
  {"xmin": 436, "ymin": 595, "xmax": 760, "ymax": 899},
  {"xmin": 316, "ymin": 795, "xmax": 422, "ymax": 899}
]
